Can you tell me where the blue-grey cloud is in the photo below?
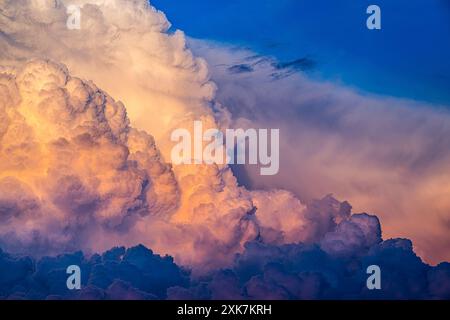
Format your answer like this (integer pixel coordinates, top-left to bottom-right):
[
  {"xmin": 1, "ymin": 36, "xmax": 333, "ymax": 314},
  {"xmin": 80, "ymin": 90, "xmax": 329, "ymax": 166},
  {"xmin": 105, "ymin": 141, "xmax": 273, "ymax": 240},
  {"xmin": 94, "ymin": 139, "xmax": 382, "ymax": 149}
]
[
  {"xmin": 228, "ymin": 64, "xmax": 254, "ymax": 74},
  {"xmin": 270, "ymin": 57, "xmax": 317, "ymax": 79},
  {"xmin": 2, "ymin": 198, "xmax": 450, "ymax": 300},
  {"xmin": 0, "ymin": 245, "xmax": 188, "ymax": 300}
]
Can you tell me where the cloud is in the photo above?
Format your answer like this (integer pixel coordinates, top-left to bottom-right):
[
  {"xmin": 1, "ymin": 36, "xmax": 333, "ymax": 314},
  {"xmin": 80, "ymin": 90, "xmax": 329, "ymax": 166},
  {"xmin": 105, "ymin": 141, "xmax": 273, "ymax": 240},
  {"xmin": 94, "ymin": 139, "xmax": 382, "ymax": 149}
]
[
  {"xmin": 320, "ymin": 213, "xmax": 382, "ymax": 257},
  {"xmin": 0, "ymin": 0, "xmax": 217, "ymax": 145},
  {"xmin": 0, "ymin": 55, "xmax": 325, "ymax": 271},
  {"xmin": 0, "ymin": 0, "xmax": 449, "ymax": 303},
  {"xmin": 3, "ymin": 211, "xmax": 449, "ymax": 300},
  {"xmin": 0, "ymin": 0, "xmax": 255, "ymax": 269},
  {"xmin": 0, "ymin": 59, "xmax": 180, "ymax": 255},
  {"xmin": 0, "ymin": 244, "xmax": 187, "ymax": 299},
  {"xmin": 270, "ymin": 57, "xmax": 317, "ymax": 79},
  {"xmin": 0, "ymin": 0, "xmax": 363, "ymax": 271},
  {"xmin": 228, "ymin": 64, "xmax": 254, "ymax": 74},
  {"xmin": 190, "ymin": 40, "xmax": 450, "ymax": 264}
]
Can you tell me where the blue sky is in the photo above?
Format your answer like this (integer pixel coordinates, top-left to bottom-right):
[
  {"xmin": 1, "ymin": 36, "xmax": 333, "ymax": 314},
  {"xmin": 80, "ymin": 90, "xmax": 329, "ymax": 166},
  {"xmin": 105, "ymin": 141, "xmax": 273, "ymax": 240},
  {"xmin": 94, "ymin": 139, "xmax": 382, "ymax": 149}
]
[{"xmin": 152, "ymin": 0, "xmax": 450, "ymax": 105}]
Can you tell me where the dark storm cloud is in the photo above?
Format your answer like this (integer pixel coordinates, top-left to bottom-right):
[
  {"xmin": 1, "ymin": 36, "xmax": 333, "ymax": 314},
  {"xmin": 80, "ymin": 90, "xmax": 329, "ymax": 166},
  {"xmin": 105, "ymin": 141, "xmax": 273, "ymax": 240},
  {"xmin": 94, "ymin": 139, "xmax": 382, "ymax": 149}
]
[
  {"xmin": 0, "ymin": 245, "xmax": 188, "ymax": 300},
  {"xmin": 1, "ymin": 205, "xmax": 450, "ymax": 300}
]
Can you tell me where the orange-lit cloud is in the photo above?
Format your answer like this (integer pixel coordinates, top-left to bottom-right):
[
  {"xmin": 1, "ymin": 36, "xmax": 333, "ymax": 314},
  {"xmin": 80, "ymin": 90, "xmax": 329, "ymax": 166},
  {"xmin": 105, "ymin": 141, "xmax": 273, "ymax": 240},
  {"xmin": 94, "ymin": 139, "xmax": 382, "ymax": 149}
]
[
  {"xmin": 0, "ymin": 58, "xmax": 348, "ymax": 271},
  {"xmin": 1, "ymin": 0, "xmax": 449, "ymax": 268}
]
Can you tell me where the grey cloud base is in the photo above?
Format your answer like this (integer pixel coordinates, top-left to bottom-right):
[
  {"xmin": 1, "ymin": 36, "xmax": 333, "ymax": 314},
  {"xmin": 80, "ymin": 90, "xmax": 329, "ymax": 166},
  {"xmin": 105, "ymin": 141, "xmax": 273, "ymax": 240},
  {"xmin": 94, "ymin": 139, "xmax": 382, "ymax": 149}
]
[{"xmin": 1, "ymin": 206, "xmax": 449, "ymax": 300}]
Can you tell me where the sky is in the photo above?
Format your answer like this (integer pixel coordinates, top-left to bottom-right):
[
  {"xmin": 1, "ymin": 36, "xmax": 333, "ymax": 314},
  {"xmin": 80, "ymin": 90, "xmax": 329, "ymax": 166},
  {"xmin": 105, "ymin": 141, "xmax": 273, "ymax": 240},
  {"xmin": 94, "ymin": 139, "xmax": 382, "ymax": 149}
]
[
  {"xmin": 0, "ymin": 0, "xmax": 450, "ymax": 300},
  {"xmin": 153, "ymin": 0, "xmax": 450, "ymax": 105}
]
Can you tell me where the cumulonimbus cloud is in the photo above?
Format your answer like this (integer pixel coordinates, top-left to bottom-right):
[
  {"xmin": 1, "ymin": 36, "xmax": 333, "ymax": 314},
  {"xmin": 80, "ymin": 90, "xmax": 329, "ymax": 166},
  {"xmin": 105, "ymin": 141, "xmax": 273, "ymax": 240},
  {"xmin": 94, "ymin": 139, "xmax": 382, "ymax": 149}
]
[
  {"xmin": 0, "ymin": 0, "xmax": 240, "ymax": 266},
  {"xmin": 0, "ymin": 0, "xmax": 449, "ymax": 289},
  {"xmin": 0, "ymin": 58, "xmax": 364, "ymax": 270},
  {"xmin": 0, "ymin": 0, "xmax": 353, "ymax": 270}
]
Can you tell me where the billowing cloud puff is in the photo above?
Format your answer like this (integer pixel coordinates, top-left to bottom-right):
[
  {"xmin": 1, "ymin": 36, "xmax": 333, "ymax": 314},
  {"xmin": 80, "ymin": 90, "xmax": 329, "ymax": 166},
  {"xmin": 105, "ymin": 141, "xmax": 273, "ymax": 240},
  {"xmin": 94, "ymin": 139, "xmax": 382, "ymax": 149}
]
[
  {"xmin": 0, "ymin": 59, "xmax": 179, "ymax": 255},
  {"xmin": 320, "ymin": 213, "xmax": 382, "ymax": 257},
  {"xmin": 0, "ymin": 0, "xmax": 218, "ymax": 146},
  {"xmin": 252, "ymin": 192, "xmax": 352, "ymax": 246}
]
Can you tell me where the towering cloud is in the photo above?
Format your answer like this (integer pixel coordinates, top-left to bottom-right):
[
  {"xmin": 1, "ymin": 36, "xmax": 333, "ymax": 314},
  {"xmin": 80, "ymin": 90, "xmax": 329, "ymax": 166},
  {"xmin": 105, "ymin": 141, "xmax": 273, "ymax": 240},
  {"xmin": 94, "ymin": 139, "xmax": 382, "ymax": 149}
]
[
  {"xmin": 0, "ymin": 0, "xmax": 218, "ymax": 146},
  {"xmin": 0, "ymin": 0, "xmax": 361, "ymax": 271},
  {"xmin": 0, "ymin": 56, "xmax": 390, "ymax": 275},
  {"xmin": 0, "ymin": 1, "xmax": 449, "ymax": 302},
  {"xmin": 0, "ymin": 59, "xmax": 178, "ymax": 253},
  {"xmin": 0, "ymin": 0, "xmax": 246, "ymax": 267}
]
